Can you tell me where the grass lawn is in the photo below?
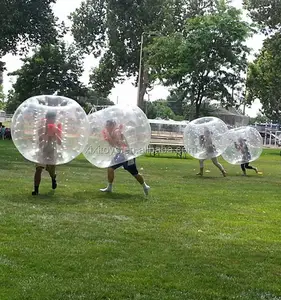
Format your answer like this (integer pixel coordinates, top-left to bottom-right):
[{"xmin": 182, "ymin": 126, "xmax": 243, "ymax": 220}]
[{"xmin": 1, "ymin": 140, "xmax": 281, "ymax": 300}]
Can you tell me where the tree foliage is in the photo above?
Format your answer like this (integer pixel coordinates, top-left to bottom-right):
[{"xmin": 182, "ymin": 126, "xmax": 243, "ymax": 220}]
[
  {"xmin": 246, "ymin": 33, "xmax": 281, "ymax": 123},
  {"xmin": 6, "ymin": 42, "xmax": 86, "ymax": 113},
  {"xmin": 77, "ymin": 89, "xmax": 114, "ymax": 114},
  {"xmin": 249, "ymin": 113, "xmax": 270, "ymax": 125},
  {"xmin": 243, "ymin": 0, "xmax": 281, "ymax": 32},
  {"xmin": 0, "ymin": 0, "xmax": 59, "ymax": 57},
  {"xmin": 166, "ymin": 89, "xmax": 186, "ymax": 116},
  {"xmin": 70, "ymin": 0, "xmax": 217, "ymax": 107},
  {"xmin": 144, "ymin": 100, "xmax": 176, "ymax": 119},
  {"xmin": 146, "ymin": 2, "xmax": 251, "ymax": 119}
]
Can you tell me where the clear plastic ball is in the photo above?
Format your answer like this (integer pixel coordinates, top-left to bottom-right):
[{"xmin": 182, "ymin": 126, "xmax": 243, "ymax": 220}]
[
  {"xmin": 11, "ymin": 95, "xmax": 90, "ymax": 165},
  {"xmin": 221, "ymin": 126, "xmax": 263, "ymax": 164},
  {"xmin": 183, "ymin": 116, "xmax": 230, "ymax": 159},
  {"xmin": 83, "ymin": 104, "xmax": 151, "ymax": 168}
]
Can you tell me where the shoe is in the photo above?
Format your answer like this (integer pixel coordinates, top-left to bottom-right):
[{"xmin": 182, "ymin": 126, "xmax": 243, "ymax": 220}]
[
  {"xmin": 32, "ymin": 191, "xmax": 38, "ymax": 195},
  {"xmin": 196, "ymin": 172, "xmax": 203, "ymax": 176},
  {"xmin": 254, "ymin": 168, "xmax": 258, "ymax": 174},
  {"xmin": 52, "ymin": 176, "xmax": 57, "ymax": 190},
  {"xmin": 222, "ymin": 171, "xmax": 227, "ymax": 177},
  {"xmin": 143, "ymin": 185, "xmax": 150, "ymax": 196},
  {"xmin": 100, "ymin": 187, "xmax": 112, "ymax": 192}
]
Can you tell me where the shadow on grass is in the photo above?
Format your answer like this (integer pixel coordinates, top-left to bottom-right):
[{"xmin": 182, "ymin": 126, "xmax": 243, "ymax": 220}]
[
  {"xmin": 182, "ymin": 174, "xmax": 227, "ymax": 180},
  {"xmin": 67, "ymin": 162, "xmax": 95, "ymax": 169},
  {"xmin": 73, "ymin": 191, "xmax": 146, "ymax": 203},
  {"xmin": 5, "ymin": 187, "xmax": 147, "ymax": 207},
  {"xmin": 7, "ymin": 190, "xmax": 88, "ymax": 206}
]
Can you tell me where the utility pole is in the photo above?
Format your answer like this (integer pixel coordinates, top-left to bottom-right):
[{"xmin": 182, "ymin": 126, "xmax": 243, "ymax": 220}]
[
  {"xmin": 137, "ymin": 31, "xmax": 160, "ymax": 109},
  {"xmin": 137, "ymin": 32, "xmax": 144, "ymax": 108}
]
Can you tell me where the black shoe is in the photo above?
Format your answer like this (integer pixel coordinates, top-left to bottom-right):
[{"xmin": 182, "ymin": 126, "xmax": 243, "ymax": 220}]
[
  {"xmin": 52, "ymin": 177, "xmax": 57, "ymax": 190},
  {"xmin": 32, "ymin": 191, "xmax": 38, "ymax": 195}
]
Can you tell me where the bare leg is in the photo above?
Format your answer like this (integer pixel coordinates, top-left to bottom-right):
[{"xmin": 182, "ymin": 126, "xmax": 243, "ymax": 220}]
[
  {"xmin": 134, "ymin": 173, "xmax": 150, "ymax": 196},
  {"xmin": 108, "ymin": 168, "xmax": 114, "ymax": 183},
  {"xmin": 100, "ymin": 168, "xmax": 115, "ymax": 192},
  {"xmin": 125, "ymin": 160, "xmax": 150, "ymax": 196},
  {"xmin": 135, "ymin": 174, "xmax": 144, "ymax": 184},
  {"xmin": 211, "ymin": 157, "xmax": 226, "ymax": 176},
  {"xmin": 197, "ymin": 160, "xmax": 204, "ymax": 175}
]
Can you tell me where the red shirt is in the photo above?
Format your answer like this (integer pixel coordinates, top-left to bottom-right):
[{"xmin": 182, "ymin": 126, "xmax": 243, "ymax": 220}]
[{"xmin": 102, "ymin": 124, "xmax": 127, "ymax": 150}]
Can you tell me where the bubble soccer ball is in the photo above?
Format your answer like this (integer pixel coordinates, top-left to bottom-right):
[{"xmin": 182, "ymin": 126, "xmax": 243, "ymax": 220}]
[
  {"xmin": 221, "ymin": 126, "xmax": 263, "ymax": 164},
  {"xmin": 11, "ymin": 95, "xmax": 90, "ymax": 165},
  {"xmin": 83, "ymin": 104, "xmax": 151, "ymax": 168},
  {"xmin": 183, "ymin": 116, "xmax": 230, "ymax": 160}
]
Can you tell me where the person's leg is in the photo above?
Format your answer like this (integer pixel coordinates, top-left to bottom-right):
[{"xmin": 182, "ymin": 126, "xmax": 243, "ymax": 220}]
[
  {"xmin": 241, "ymin": 163, "xmax": 246, "ymax": 175},
  {"xmin": 211, "ymin": 157, "xmax": 227, "ymax": 176},
  {"xmin": 124, "ymin": 159, "xmax": 150, "ymax": 195},
  {"xmin": 197, "ymin": 159, "xmax": 204, "ymax": 175},
  {"xmin": 46, "ymin": 165, "xmax": 57, "ymax": 189},
  {"xmin": 100, "ymin": 167, "xmax": 116, "ymax": 192},
  {"xmin": 32, "ymin": 165, "xmax": 44, "ymax": 195},
  {"xmin": 244, "ymin": 162, "xmax": 258, "ymax": 173}
]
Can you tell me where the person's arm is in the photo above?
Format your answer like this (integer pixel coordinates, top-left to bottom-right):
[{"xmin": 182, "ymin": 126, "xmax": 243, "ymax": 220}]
[
  {"xmin": 234, "ymin": 142, "xmax": 241, "ymax": 150},
  {"xmin": 199, "ymin": 135, "xmax": 205, "ymax": 147},
  {"xmin": 102, "ymin": 127, "xmax": 128, "ymax": 150},
  {"xmin": 119, "ymin": 133, "xmax": 129, "ymax": 150},
  {"xmin": 38, "ymin": 121, "xmax": 46, "ymax": 145},
  {"xmin": 102, "ymin": 129, "xmax": 116, "ymax": 147},
  {"xmin": 56, "ymin": 123, "xmax": 62, "ymax": 145}
]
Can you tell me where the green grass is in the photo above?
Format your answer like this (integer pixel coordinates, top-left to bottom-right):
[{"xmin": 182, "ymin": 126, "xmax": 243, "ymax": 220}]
[{"xmin": 1, "ymin": 140, "xmax": 281, "ymax": 300}]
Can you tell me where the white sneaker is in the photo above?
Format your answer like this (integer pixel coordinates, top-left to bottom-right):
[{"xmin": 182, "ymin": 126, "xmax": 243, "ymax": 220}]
[
  {"xmin": 100, "ymin": 187, "xmax": 112, "ymax": 192},
  {"xmin": 143, "ymin": 185, "xmax": 150, "ymax": 196}
]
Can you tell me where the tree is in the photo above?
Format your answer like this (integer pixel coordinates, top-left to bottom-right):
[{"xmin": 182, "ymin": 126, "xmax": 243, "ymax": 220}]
[
  {"xmin": 6, "ymin": 42, "xmax": 86, "ymax": 113},
  {"xmin": 0, "ymin": 0, "xmax": 59, "ymax": 58},
  {"xmin": 146, "ymin": 2, "xmax": 251, "ymax": 119},
  {"xmin": 77, "ymin": 89, "xmax": 114, "ymax": 114},
  {"xmin": 243, "ymin": 0, "xmax": 281, "ymax": 33},
  {"xmin": 184, "ymin": 101, "xmax": 218, "ymax": 120},
  {"xmin": 0, "ymin": 85, "xmax": 5, "ymax": 110},
  {"xmin": 246, "ymin": 32, "xmax": 281, "ymax": 123},
  {"xmin": 249, "ymin": 113, "xmax": 270, "ymax": 125},
  {"xmin": 144, "ymin": 100, "xmax": 176, "ymax": 119},
  {"xmin": 166, "ymin": 89, "xmax": 186, "ymax": 116},
  {"xmin": 5, "ymin": 90, "xmax": 21, "ymax": 114},
  {"xmin": 70, "ymin": 0, "xmax": 217, "ymax": 109}
]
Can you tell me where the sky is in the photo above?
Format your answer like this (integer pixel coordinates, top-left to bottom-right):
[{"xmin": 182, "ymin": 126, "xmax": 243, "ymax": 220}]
[{"xmin": 2, "ymin": 0, "xmax": 265, "ymax": 117}]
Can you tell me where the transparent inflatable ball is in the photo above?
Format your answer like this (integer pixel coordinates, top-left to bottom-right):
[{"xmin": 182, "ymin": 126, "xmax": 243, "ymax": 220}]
[
  {"xmin": 83, "ymin": 104, "xmax": 151, "ymax": 168},
  {"xmin": 221, "ymin": 126, "xmax": 263, "ymax": 164},
  {"xmin": 11, "ymin": 95, "xmax": 90, "ymax": 165},
  {"xmin": 184, "ymin": 116, "xmax": 230, "ymax": 160}
]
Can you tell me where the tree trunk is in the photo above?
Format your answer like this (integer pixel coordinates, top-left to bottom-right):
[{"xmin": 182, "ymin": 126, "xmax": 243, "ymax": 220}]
[
  {"xmin": 0, "ymin": 60, "xmax": 4, "ymax": 85},
  {"xmin": 195, "ymin": 91, "xmax": 203, "ymax": 119},
  {"xmin": 138, "ymin": 68, "xmax": 149, "ymax": 111},
  {"xmin": 189, "ymin": 85, "xmax": 196, "ymax": 120}
]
